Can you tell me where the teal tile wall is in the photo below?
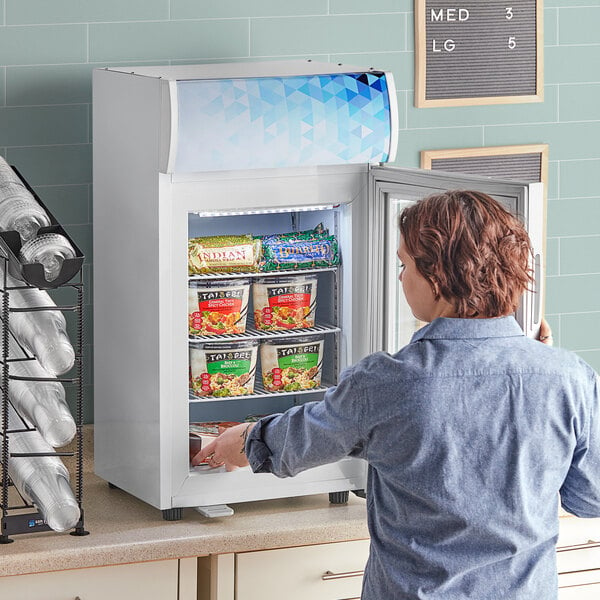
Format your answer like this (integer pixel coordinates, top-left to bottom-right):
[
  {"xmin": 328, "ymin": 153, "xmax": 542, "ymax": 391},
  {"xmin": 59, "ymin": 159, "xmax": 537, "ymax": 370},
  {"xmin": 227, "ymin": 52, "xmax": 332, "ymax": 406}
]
[{"xmin": 0, "ymin": 1, "xmax": 598, "ymax": 422}]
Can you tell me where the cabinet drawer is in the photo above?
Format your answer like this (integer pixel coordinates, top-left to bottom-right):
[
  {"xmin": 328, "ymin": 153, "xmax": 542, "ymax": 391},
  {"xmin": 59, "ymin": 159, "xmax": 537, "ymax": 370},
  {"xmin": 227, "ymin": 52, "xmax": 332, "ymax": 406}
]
[
  {"xmin": 558, "ymin": 515, "xmax": 600, "ymax": 548},
  {"xmin": 557, "ymin": 543, "xmax": 600, "ymax": 574},
  {"xmin": 0, "ymin": 559, "xmax": 179, "ymax": 600},
  {"xmin": 236, "ymin": 539, "xmax": 370, "ymax": 600},
  {"xmin": 559, "ymin": 569, "xmax": 600, "ymax": 599}
]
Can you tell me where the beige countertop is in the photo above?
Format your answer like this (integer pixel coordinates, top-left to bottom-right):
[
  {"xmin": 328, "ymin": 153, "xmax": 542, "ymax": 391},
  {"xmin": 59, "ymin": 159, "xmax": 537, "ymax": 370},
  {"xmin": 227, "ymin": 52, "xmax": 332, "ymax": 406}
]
[{"xmin": 0, "ymin": 426, "xmax": 369, "ymax": 578}]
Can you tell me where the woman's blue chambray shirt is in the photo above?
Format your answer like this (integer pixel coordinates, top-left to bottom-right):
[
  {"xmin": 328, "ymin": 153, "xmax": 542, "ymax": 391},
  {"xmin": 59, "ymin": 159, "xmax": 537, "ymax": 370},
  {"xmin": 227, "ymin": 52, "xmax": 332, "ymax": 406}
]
[{"xmin": 246, "ymin": 316, "xmax": 600, "ymax": 599}]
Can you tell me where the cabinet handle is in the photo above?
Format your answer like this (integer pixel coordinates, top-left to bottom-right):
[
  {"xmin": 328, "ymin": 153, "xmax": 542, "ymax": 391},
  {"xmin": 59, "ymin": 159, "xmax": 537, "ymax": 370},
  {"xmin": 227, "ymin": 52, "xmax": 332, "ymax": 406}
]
[{"xmin": 322, "ymin": 569, "xmax": 364, "ymax": 581}]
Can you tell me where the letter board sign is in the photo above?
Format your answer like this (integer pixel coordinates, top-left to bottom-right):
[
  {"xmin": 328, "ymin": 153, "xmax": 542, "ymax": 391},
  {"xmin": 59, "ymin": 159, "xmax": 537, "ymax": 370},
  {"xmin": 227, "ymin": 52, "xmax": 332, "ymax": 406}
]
[
  {"xmin": 421, "ymin": 144, "xmax": 548, "ymax": 199},
  {"xmin": 415, "ymin": 0, "xmax": 543, "ymax": 107}
]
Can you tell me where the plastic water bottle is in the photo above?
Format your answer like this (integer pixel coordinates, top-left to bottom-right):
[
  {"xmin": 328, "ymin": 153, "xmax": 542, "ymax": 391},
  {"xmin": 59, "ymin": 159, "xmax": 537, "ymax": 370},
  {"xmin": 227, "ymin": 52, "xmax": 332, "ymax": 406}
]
[
  {"xmin": 19, "ymin": 233, "xmax": 76, "ymax": 282},
  {"xmin": 0, "ymin": 155, "xmax": 52, "ymax": 242},
  {"xmin": 0, "ymin": 156, "xmax": 24, "ymax": 187},
  {"xmin": 7, "ymin": 335, "xmax": 76, "ymax": 448},
  {"xmin": 4, "ymin": 269, "xmax": 76, "ymax": 375},
  {"xmin": 0, "ymin": 182, "xmax": 52, "ymax": 242},
  {"xmin": 5, "ymin": 405, "xmax": 80, "ymax": 532}
]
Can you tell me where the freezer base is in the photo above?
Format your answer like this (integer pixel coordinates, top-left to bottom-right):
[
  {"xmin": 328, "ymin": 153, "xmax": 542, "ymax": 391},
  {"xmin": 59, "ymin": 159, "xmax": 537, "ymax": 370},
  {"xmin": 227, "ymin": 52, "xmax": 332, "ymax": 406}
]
[{"xmin": 171, "ymin": 458, "xmax": 366, "ymax": 511}]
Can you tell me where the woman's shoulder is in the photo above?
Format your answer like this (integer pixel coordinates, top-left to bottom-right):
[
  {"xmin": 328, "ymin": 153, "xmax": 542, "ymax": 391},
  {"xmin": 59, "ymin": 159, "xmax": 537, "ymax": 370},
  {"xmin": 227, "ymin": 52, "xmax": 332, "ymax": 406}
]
[{"xmin": 348, "ymin": 347, "xmax": 423, "ymax": 383}]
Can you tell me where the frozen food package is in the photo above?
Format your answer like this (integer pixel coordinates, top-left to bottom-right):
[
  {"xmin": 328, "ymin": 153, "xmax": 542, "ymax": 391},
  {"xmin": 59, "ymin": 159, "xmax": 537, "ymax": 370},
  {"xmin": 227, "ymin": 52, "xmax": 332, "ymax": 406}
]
[
  {"xmin": 188, "ymin": 278, "xmax": 250, "ymax": 336},
  {"xmin": 253, "ymin": 274, "xmax": 317, "ymax": 331},
  {"xmin": 260, "ymin": 223, "xmax": 327, "ymax": 243},
  {"xmin": 190, "ymin": 340, "xmax": 258, "ymax": 398},
  {"xmin": 188, "ymin": 234, "xmax": 261, "ymax": 274},
  {"xmin": 259, "ymin": 224, "xmax": 339, "ymax": 271},
  {"xmin": 260, "ymin": 335, "xmax": 324, "ymax": 392},
  {"xmin": 189, "ymin": 421, "xmax": 241, "ymax": 462}
]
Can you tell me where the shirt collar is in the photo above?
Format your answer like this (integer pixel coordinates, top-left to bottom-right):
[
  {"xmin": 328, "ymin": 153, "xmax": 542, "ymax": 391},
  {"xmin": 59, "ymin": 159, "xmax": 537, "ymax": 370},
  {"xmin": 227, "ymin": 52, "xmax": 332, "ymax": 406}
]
[{"xmin": 410, "ymin": 315, "xmax": 525, "ymax": 342}]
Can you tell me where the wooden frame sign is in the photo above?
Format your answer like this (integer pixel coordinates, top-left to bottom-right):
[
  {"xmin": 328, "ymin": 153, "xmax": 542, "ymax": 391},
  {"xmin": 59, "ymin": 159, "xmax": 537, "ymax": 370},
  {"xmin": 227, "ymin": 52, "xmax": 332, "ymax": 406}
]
[
  {"xmin": 421, "ymin": 144, "xmax": 549, "ymax": 198},
  {"xmin": 415, "ymin": 1, "xmax": 544, "ymax": 107}
]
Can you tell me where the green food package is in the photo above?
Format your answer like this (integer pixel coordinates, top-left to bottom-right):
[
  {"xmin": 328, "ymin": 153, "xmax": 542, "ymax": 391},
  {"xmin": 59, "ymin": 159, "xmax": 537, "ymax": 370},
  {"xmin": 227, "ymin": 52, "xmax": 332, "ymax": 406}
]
[{"xmin": 258, "ymin": 225, "xmax": 339, "ymax": 272}]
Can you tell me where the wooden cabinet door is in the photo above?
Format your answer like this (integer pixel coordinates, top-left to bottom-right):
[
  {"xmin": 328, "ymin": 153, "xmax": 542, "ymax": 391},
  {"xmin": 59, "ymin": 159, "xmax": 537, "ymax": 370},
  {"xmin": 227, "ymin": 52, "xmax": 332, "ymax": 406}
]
[
  {"xmin": 236, "ymin": 539, "xmax": 370, "ymax": 600},
  {"xmin": 0, "ymin": 559, "xmax": 179, "ymax": 600}
]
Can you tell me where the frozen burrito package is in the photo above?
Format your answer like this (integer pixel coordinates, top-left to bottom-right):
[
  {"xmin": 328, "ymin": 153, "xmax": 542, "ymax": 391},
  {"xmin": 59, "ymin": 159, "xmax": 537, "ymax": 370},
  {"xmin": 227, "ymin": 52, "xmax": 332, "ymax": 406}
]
[
  {"xmin": 259, "ymin": 224, "xmax": 339, "ymax": 272},
  {"xmin": 188, "ymin": 234, "xmax": 261, "ymax": 274}
]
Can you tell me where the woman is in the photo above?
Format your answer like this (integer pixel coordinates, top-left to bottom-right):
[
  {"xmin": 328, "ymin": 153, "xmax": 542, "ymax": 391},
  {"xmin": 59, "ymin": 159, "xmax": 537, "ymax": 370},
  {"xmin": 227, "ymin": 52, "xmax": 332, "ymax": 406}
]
[{"xmin": 193, "ymin": 190, "xmax": 600, "ymax": 599}]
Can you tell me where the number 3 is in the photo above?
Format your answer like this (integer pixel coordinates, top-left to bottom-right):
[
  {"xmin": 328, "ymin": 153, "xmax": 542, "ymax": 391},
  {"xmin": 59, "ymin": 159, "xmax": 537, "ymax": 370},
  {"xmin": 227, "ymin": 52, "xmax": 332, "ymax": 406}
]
[
  {"xmin": 508, "ymin": 36, "xmax": 516, "ymax": 49},
  {"xmin": 506, "ymin": 7, "xmax": 514, "ymax": 20}
]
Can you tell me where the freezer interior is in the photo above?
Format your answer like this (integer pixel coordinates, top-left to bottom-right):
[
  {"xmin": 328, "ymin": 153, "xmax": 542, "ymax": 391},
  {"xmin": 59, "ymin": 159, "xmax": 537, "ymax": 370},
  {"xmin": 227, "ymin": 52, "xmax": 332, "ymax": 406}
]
[{"xmin": 186, "ymin": 204, "xmax": 354, "ymax": 479}]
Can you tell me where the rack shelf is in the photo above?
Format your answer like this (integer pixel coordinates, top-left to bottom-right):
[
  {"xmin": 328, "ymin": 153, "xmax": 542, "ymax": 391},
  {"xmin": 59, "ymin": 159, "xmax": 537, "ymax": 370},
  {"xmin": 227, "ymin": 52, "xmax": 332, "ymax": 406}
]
[
  {"xmin": 189, "ymin": 322, "xmax": 340, "ymax": 343},
  {"xmin": 188, "ymin": 265, "xmax": 339, "ymax": 281},
  {"xmin": 189, "ymin": 379, "xmax": 335, "ymax": 403}
]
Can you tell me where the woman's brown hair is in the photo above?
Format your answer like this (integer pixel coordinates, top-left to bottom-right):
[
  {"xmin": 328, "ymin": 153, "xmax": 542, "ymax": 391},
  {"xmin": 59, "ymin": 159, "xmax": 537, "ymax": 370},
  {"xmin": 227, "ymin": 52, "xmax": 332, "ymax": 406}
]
[{"xmin": 399, "ymin": 190, "xmax": 533, "ymax": 318}]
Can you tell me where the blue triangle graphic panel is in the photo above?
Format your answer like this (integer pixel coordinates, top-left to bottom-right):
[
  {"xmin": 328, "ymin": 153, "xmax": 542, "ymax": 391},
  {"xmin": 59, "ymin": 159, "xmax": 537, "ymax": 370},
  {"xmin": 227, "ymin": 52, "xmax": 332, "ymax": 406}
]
[{"xmin": 174, "ymin": 72, "xmax": 392, "ymax": 172}]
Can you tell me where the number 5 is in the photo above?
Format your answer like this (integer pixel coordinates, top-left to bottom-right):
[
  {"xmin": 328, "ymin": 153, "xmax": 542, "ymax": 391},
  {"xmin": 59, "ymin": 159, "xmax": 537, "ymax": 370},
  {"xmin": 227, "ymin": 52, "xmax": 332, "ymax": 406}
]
[
  {"xmin": 506, "ymin": 7, "xmax": 514, "ymax": 20},
  {"xmin": 508, "ymin": 36, "xmax": 516, "ymax": 49}
]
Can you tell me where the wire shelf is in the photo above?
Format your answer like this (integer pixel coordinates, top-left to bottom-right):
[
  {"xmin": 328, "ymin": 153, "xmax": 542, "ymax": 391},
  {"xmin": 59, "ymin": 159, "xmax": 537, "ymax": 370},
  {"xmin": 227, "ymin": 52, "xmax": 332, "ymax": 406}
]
[
  {"xmin": 188, "ymin": 265, "xmax": 338, "ymax": 281},
  {"xmin": 189, "ymin": 379, "xmax": 334, "ymax": 403},
  {"xmin": 189, "ymin": 322, "xmax": 340, "ymax": 343}
]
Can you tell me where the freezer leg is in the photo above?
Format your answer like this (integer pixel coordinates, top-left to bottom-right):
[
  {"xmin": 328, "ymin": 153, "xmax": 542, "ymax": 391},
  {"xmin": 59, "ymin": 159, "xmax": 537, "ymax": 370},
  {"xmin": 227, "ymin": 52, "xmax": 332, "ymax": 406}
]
[
  {"xmin": 162, "ymin": 507, "xmax": 183, "ymax": 521},
  {"xmin": 329, "ymin": 491, "xmax": 350, "ymax": 504}
]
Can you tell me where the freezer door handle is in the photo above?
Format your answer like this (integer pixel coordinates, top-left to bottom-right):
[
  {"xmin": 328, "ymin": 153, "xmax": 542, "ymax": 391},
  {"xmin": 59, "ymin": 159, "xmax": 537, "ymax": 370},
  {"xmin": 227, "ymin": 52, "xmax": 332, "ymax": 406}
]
[{"xmin": 533, "ymin": 252, "xmax": 542, "ymax": 326}]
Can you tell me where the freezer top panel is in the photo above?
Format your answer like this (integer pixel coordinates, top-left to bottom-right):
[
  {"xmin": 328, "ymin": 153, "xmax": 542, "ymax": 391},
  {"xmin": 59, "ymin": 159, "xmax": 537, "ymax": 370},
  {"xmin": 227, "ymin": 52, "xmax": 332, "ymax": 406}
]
[{"xmin": 104, "ymin": 59, "xmax": 388, "ymax": 81}]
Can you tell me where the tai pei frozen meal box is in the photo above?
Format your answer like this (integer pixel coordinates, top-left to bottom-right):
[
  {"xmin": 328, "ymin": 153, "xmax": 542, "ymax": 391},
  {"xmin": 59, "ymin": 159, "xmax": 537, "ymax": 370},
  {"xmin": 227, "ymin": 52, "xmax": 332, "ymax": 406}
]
[
  {"xmin": 188, "ymin": 278, "xmax": 250, "ymax": 336},
  {"xmin": 190, "ymin": 340, "xmax": 258, "ymax": 398},
  {"xmin": 260, "ymin": 335, "xmax": 324, "ymax": 392},
  {"xmin": 253, "ymin": 274, "xmax": 317, "ymax": 331}
]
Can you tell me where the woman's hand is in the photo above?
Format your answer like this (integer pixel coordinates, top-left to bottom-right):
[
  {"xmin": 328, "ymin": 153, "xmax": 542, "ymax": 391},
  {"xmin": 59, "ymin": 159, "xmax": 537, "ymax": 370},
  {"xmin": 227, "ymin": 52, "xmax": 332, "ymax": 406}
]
[
  {"xmin": 538, "ymin": 317, "xmax": 553, "ymax": 346},
  {"xmin": 191, "ymin": 423, "xmax": 255, "ymax": 471}
]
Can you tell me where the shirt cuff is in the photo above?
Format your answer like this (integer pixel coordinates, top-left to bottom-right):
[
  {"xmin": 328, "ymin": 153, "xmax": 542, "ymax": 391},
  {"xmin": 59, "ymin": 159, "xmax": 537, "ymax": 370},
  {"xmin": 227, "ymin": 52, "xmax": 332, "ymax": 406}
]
[{"xmin": 245, "ymin": 415, "xmax": 279, "ymax": 473}]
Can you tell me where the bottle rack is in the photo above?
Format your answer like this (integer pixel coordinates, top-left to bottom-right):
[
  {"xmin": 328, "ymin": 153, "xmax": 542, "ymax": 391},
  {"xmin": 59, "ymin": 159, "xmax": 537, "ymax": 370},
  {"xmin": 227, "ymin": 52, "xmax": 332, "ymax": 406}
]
[
  {"xmin": 0, "ymin": 167, "xmax": 88, "ymax": 543},
  {"xmin": 0, "ymin": 167, "xmax": 84, "ymax": 290}
]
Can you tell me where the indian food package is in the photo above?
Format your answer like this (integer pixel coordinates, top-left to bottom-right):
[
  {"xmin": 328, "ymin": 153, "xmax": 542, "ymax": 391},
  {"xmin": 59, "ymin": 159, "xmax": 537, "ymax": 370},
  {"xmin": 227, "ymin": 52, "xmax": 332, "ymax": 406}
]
[
  {"xmin": 188, "ymin": 234, "xmax": 261, "ymax": 275},
  {"xmin": 258, "ymin": 224, "xmax": 339, "ymax": 272}
]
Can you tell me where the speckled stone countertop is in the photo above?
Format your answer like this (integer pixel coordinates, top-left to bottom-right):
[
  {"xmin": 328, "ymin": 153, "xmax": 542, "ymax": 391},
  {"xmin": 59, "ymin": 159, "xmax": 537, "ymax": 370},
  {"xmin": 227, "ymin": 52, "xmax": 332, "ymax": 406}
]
[{"xmin": 0, "ymin": 426, "xmax": 369, "ymax": 577}]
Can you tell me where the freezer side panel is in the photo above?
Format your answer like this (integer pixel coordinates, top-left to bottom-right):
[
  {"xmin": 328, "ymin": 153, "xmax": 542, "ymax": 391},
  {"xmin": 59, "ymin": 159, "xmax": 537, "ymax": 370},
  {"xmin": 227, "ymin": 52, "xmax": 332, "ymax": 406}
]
[{"xmin": 93, "ymin": 70, "xmax": 167, "ymax": 508}]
